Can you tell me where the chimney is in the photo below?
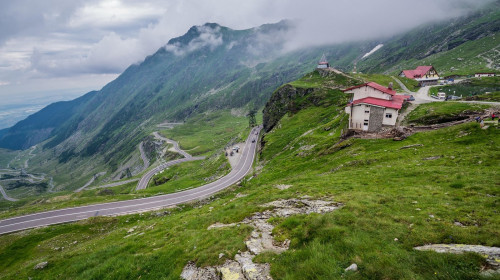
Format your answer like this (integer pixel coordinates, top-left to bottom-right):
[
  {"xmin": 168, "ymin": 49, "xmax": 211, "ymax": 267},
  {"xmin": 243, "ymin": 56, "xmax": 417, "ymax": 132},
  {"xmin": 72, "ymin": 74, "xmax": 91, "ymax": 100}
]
[{"xmin": 388, "ymin": 82, "xmax": 393, "ymax": 90}]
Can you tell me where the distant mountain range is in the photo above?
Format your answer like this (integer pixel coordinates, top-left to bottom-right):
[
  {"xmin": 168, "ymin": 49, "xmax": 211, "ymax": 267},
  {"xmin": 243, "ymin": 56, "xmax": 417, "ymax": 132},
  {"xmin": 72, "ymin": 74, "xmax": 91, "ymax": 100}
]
[{"xmin": 0, "ymin": 2, "xmax": 498, "ymax": 190}]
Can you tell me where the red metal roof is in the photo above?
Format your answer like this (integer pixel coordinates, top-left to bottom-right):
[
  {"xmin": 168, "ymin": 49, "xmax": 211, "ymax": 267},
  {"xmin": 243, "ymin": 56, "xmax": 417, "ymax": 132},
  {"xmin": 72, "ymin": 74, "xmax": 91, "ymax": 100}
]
[
  {"xmin": 343, "ymin": 82, "xmax": 396, "ymax": 95},
  {"xmin": 351, "ymin": 95, "xmax": 409, "ymax": 110},
  {"xmin": 401, "ymin": 66, "xmax": 434, "ymax": 79}
]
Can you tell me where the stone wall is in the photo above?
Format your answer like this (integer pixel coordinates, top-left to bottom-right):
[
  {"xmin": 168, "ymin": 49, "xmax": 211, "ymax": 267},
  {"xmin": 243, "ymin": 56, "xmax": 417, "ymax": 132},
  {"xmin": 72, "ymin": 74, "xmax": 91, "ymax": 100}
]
[{"xmin": 368, "ymin": 106, "xmax": 384, "ymax": 132}]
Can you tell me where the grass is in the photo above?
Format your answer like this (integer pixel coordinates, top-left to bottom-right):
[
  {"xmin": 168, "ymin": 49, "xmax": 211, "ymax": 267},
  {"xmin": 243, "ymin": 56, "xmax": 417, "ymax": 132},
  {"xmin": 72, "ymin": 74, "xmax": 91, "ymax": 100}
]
[
  {"xmin": 465, "ymin": 91, "xmax": 500, "ymax": 102},
  {"xmin": 252, "ymin": 106, "xmax": 499, "ymax": 279},
  {"xmin": 406, "ymin": 102, "xmax": 492, "ymax": 125},
  {"xmin": 0, "ymin": 149, "xmax": 16, "ymax": 168},
  {"xmin": 352, "ymin": 73, "xmax": 419, "ymax": 92},
  {"xmin": 0, "ymin": 104, "xmax": 497, "ymax": 279},
  {"xmin": 430, "ymin": 77, "xmax": 500, "ymax": 99},
  {"xmin": 160, "ymin": 110, "xmax": 250, "ymax": 156},
  {"xmin": 289, "ymin": 70, "xmax": 359, "ymax": 89},
  {"xmin": 143, "ymin": 153, "xmax": 231, "ymax": 195},
  {"xmin": 0, "ymin": 77, "xmax": 498, "ymax": 279}
]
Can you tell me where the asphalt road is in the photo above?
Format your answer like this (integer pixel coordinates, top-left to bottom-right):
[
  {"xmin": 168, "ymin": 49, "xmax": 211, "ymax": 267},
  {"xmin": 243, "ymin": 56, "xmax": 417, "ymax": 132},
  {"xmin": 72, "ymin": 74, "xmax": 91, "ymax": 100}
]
[
  {"xmin": 0, "ymin": 126, "xmax": 261, "ymax": 235},
  {"xmin": 0, "ymin": 185, "xmax": 18, "ymax": 202},
  {"xmin": 136, "ymin": 133, "xmax": 200, "ymax": 190}
]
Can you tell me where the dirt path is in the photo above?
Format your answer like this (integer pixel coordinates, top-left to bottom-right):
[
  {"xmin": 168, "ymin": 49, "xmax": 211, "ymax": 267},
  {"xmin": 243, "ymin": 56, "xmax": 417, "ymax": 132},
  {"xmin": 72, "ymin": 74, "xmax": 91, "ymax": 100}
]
[
  {"xmin": 397, "ymin": 103, "xmax": 418, "ymax": 126},
  {"xmin": 156, "ymin": 122, "xmax": 183, "ymax": 129},
  {"xmin": 391, "ymin": 76, "xmax": 412, "ymax": 94}
]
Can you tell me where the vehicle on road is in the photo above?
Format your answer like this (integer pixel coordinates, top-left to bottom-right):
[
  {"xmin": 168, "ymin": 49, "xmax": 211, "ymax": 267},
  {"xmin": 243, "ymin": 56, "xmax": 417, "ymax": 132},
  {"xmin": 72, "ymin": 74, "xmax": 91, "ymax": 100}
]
[
  {"xmin": 408, "ymin": 95, "xmax": 415, "ymax": 101},
  {"xmin": 252, "ymin": 139, "xmax": 256, "ymax": 143},
  {"xmin": 446, "ymin": 95, "xmax": 462, "ymax": 100}
]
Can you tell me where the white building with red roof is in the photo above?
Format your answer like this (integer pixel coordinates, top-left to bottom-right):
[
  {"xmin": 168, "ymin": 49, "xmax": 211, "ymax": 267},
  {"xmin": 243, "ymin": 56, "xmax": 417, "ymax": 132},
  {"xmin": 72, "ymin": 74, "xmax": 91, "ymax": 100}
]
[
  {"xmin": 399, "ymin": 66, "xmax": 439, "ymax": 86},
  {"xmin": 343, "ymin": 82, "xmax": 410, "ymax": 132}
]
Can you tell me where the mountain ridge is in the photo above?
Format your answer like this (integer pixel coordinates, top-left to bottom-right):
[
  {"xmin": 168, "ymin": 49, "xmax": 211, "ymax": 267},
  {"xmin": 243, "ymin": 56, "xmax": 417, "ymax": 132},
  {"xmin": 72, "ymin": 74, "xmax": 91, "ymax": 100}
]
[{"xmin": 1, "ymin": 7, "xmax": 498, "ymax": 190}]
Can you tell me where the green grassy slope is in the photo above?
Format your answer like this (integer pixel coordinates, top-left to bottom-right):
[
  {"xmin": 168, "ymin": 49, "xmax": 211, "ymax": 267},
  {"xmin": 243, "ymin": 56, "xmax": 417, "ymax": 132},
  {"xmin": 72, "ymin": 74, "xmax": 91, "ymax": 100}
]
[
  {"xmin": 358, "ymin": 3, "xmax": 500, "ymax": 76},
  {"xmin": 0, "ymin": 72, "xmax": 498, "ymax": 280},
  {"xmin": 387, "ymin": 35, "xmax": 499, "ymax": 77},
  {"xmin": 430, "ymin": 77, "xmax": 500, "ymax": 98},
  {"xmin": 406, "ymin": 102, "xmax": 491, "ymax": 125},
  {"xmin": 0, "ymin": 149, "xmax": 16, "ymax": 168}
]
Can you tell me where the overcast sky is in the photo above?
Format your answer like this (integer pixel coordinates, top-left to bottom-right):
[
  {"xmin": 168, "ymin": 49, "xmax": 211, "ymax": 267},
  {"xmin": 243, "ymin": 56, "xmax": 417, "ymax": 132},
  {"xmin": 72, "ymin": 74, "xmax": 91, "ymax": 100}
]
[{"xmin": 0, "ymin": 0, "xmax": 493, "ymax": 106}]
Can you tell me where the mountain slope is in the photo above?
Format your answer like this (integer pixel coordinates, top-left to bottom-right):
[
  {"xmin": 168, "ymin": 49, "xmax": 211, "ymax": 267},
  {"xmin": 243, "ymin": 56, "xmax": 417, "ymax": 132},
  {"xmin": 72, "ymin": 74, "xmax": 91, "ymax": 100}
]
[
  {"xmin": 1, "ymin": 5, "xmax": 499, "ymax": 191},
  {"xmin": 357, "ymin": 2, "xmax": 500, "ymax": 75},
  {"xmin": 0, "ymin": 71, "xmax": 498, "ymax": 280},
  {"xmin": 1, "ymin": 22, "xmax": 372, "ymax": 190},
  {"xmin": 0, "ymin": 91, "xmax": 98, "ymax": 150}
]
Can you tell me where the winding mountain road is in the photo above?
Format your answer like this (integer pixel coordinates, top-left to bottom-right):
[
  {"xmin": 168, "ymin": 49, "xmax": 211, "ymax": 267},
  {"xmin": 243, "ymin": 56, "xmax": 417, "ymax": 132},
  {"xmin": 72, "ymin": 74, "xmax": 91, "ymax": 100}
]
[
  {"xmin": 0, "ymin": 126, "xmax": 261, "ymax": 235},
  {"xmin": 135, "ymin": 133, "xmax": 202, "ymax": 190},
  {"xmin": 0, "ymin": 185, "xmax": 18, "ymax": 202}
]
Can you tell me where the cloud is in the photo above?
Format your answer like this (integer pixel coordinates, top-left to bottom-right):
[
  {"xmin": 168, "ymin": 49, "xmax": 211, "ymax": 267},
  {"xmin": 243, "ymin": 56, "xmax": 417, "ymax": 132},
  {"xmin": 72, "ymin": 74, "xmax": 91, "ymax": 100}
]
[
  {"xmin": 165, "ymin": 25, "xmax": 223, "ymax": 56},
  {"xmin": 0, "ymin": 0, "xmax": 494, "ymax": 99},
  {"xmin": 68, "ymin": 0, "xmax": 166, "ymax": 29}
]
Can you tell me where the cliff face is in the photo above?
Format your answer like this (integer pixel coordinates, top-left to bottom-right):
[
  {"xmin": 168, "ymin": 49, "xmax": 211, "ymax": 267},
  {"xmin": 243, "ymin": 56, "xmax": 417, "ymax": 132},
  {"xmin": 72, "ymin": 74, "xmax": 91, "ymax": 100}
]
[
  {"xmin": 263, "ymin": 70, "xmax": 361, "ymax": 132},
  {"xmin": 262, "ymin": 85, "xmax": 316, "ymax": 132}
]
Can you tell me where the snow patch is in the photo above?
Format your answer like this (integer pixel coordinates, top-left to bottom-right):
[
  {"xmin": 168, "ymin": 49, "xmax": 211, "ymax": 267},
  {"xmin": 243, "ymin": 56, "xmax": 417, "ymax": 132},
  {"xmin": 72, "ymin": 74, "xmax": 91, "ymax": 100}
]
[{"xmin": 362, "ymin": 44, "xmax": 383, "ymax": 59}]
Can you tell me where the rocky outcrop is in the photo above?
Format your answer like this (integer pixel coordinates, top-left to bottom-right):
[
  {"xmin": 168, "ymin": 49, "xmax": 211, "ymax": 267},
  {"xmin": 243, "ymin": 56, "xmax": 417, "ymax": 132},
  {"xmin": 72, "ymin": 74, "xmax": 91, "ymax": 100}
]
[
  {"xmin": 181, "ymin": 199, "xmax": 343, "ymax": 280},
  {"xmin": 414, "ymin": 244, "xmax": 500, "ymax": 275},
  {"xmin": 262, "ymin": 84, "xmax": 316, "ymax": 132}
]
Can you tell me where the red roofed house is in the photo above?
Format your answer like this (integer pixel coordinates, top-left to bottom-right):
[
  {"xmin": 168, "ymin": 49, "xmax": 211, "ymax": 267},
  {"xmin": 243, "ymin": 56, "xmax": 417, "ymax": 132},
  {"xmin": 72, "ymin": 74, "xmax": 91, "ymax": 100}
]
[
  {"xmin": 399, "ymin": 66, "xmax": 439, "ymax": 86},
  {"xmin": 343, "ymin": 82, "xmax": 410, "ymax": 132}
]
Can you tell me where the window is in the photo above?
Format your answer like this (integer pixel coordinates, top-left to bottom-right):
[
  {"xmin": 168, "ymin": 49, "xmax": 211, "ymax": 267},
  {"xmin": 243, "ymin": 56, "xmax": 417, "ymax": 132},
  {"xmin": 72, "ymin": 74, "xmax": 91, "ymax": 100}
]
[
  {"xmin": 385, "ymin": 113, "xmax": 392, "ymax": 118},
  {"xmin": 365, "ymin": 110, "xmax": 370, "ymax": 113},
  {"xmin": 363, "ymin": 120, "xmax": 369, "ymax": 126}
]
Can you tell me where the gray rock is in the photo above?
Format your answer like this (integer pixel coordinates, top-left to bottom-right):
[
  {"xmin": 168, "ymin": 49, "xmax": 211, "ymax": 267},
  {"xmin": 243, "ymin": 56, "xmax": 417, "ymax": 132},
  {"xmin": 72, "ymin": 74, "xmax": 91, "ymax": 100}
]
[
  {"xmin": 34, "ymin": 261, "xmax": 48, "ymax": 270},
  {"xmin": 235, "ymin": 251, "xmax": 271, "ymax": 280},
  {"xmin": 186, "ymin": 199, "xmax": 343, "ymax": 280},
  {"xmin": 218, "ymin": 260, "xmax": 245, "ymax": 280},
  {"xmin": 180, "ymin": 261, "xmax": 219, "ymax": 280},
  {"xmin": 414, "ymin": 244, "xmax": 500, "ymax": 269},
  {"xmin": 345, "ymin": 263, "xmax": 358, "ymax": 272}
]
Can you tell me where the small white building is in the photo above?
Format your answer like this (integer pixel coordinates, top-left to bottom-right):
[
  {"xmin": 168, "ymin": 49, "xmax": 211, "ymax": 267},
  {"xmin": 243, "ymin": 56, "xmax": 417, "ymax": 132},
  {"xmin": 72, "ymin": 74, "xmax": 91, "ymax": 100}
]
[
  {"xmin": 474, "ymin": 73, "xmax": 496, "ymax": 78},
  {"xmin": 343, "ymin": 82, "xmax": 410, "ymax": 132},
  {"xmin": 317, "ymin": 54, "xmax": 330, "ymax": 69}
]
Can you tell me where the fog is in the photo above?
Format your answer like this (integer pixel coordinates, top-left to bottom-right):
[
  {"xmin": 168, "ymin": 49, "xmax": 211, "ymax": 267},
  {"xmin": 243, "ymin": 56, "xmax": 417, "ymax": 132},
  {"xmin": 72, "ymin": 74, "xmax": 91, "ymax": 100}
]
[{"xmin": 0, "ymin": 0, "xmax": 494, "ymax": 104}]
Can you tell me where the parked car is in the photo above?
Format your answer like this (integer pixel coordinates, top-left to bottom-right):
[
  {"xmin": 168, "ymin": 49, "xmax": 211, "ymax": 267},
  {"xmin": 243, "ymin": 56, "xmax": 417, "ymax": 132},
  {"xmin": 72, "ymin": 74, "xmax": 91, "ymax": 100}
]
[
  {"xmin": 408, "ymin": 95, "xmax": 415, "ymax": 101},
  {"xmin": 446, "ymin": 95, "xmax": 462, "ymax": 100}
]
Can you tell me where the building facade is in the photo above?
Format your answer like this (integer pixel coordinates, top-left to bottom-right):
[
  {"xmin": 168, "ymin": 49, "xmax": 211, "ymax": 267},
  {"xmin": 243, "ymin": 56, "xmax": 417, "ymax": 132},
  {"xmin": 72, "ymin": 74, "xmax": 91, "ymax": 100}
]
[
  {"xmin": 344, "ymin": 82, "xmax": 410, "ymax": 132},
  {"xmin": 474, "ymin": 73, "xmax": 496, "ymax": 78},
  {"xmin": 399, "ymin": 66, "xmax": 440, "ymax": 86}
]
